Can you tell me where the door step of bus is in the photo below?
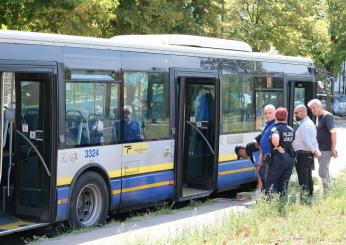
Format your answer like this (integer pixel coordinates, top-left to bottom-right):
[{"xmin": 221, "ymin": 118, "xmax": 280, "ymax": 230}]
[
  {"xmin": 0, "ymin": 211, "xmax": 47, "ymax": 237},
  {"xmin": 236, "ymin": 191, "xmax": 256, "ymax": 200},
  {"xmin": 180, "ymin": 188, "xmax": 211, "ymax": 201}
]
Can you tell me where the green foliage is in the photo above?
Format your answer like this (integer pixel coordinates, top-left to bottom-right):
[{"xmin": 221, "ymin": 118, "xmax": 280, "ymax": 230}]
[
  {"xmin": 138, "ymin": 171, "xmax": 346, "ymax": 244},
  {"xmin": 224, "ymin": 0, "xmax": 345, "ymax": 74},
  {"xmin": 113, "ymin": 0, "xmax": 222, "ymax": 36},
  {"xmin": 326, "ymin": 0, "xmax": 346, "ymax": 72},
  {"xmin": 0, "ymin": 0, "xmax": 118, "ymax": 37},
  {"xmin": 0, "ymin": 0, "xmax": 345, "ymax": 74}
]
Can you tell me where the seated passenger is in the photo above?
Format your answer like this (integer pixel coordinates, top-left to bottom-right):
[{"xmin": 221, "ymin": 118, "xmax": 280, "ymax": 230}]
[
  {"xmin": 114, "ymin": 105, "xmax": 143, "ymax": 142},
  {"xmin": 89, "ymin": 105, "xmax": 104, "ymax": 145},
  {"xmin": 90, "ymin": 118, "xmax": 104, "ymax": 145}
]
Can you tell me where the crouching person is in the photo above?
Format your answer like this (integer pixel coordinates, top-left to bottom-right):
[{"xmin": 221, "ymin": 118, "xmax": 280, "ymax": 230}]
[
  {"xmin": 235, "ymin": 140, "xmax": 262, "ymax": 190},
  {"xmin": 265, "ymin": 107, "xmax": 296, "ymax": 196}
]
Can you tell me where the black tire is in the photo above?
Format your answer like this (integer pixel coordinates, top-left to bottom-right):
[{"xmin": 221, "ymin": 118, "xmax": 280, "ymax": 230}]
[{"xmin": 68, "ymin": 171, "xmax": 109, "ymax": 228}]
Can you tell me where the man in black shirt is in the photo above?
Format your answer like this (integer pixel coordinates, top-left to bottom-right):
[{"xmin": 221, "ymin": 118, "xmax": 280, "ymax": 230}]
[{"xmin": 308, "ymin": 99, "xmax": 337, "ymax": 194}]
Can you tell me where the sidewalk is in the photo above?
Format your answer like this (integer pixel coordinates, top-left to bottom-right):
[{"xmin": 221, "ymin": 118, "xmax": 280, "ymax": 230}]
[{"xmin": 34, "ymin": 198, "xmax": 253, "ymax": 245}]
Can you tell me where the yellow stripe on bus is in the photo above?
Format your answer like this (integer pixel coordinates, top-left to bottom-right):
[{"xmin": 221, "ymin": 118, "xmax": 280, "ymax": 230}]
[
  {"xmin": 57, "ymin": 159, "xmax": 252, "ymax": 186},
  {"xmin": 218, "ymin": 167, "xmax": 255, "ymax": 176},
  {"xmin": 57, "ymin": 176, "xmax": 73, "ymax": 187},
  {"xmin": 123, "ymin": 162, "xmax": 173, "ymax": 176},
  {"xmin": 112, "ymin": 189, "xmax": 121, "ymax": 195},
  {"xmin": 218, "ymin": 154, "xmax": 238, "ymax": 163},
  {"xmin": 57, "ymin": 199, "xmax": 68, "ymax": 205},
  {"xmin": 0, "ymin": 220, "xmax": 34, "ymax": 230},
  {"xmin": 56, "ymin": 162, "xmax": 174, "ymax": 186},
  {"xmin": 112, "ymin": 180, "xmax": 174, "ymax": 195},
  {"xmin": 108, "ymin": 169, "xmax": 122, "ymax": 178}
]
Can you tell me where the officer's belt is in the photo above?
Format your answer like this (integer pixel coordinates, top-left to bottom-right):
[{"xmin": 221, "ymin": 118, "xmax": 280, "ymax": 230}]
[{"xmin": 296, "ymin": 150, "xmax": 313, "ymax": 155}]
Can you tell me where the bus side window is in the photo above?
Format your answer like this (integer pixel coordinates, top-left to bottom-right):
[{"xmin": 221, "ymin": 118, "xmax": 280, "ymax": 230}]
[
  {"xmin": 221, "ymin": 75, "xmax": 255, "ymax": 134},
  {"xmin": 123, "ymin": 71, "xmax": 170, "ymax": 143},
  {"xmin": 254, "ymin": 76, "xmax": 284, "ymax": 130},
  {"xmin": 109, "ymin": 84, "xmax": 121, "ymax": 143},
  {"xmin": 65, "ymin": 74, "xmax": 121, "ymax": 147}
]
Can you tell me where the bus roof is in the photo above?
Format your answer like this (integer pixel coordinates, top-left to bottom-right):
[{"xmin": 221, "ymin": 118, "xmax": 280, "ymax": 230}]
[
  {"xmin": 111, "ymin": 34, "xmax": 253, "ymax": 52},
  {"xmin": 0, "ymin": 30, "xmax": 313, "ymax": 65}
]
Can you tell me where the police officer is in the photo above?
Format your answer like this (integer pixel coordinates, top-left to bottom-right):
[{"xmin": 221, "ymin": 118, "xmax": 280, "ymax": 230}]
[
  {"xmin": 265, "ymin": 107, "xmax": 295, "ymax": 196},
  {"xmin": 257, "ymin": 104, "xmax": 276, "ymax": 190}
]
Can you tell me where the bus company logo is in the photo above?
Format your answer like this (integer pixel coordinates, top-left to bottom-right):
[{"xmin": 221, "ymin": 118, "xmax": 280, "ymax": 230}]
[{"xmin": 70, "ymin": 150, "xmax": 79, "ymax": 163}]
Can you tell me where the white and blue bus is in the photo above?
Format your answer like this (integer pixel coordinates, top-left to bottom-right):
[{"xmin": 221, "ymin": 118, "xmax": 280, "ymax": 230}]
[{"xmin": 0, "ymin": 31, "xmax": 315, "ymax": 235}]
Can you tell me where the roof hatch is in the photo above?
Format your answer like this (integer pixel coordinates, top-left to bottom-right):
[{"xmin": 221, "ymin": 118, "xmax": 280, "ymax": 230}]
[{"xmin": 111, "ymin": 34, "xmax": 252, "ymax": 52}]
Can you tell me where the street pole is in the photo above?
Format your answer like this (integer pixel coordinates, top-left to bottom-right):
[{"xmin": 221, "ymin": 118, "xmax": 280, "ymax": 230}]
[
  {"xmin": 342, "ymin": 60, "xmax": 346, "ymax": 94},
  {"xmin": 221, "ymin": 0, "xmax": 225, "ymax": 35}
]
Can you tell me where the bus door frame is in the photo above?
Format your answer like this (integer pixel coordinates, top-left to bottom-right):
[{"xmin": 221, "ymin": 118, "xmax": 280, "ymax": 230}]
[
  {"xmin": 0, "ymin": 60, "xmax": 58, "ymax": 223},
  {"xmin": 170, "ymin": 68, "xmax": 220, "ymax": 201},
  {"xmin": 285, "ymin": 75, "xmax": 315, "ymax": 126}
]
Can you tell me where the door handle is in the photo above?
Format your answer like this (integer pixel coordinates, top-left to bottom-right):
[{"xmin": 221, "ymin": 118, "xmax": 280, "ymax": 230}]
[
  {"xmin": 29, "ymin": 130, "xmax": 44, "ymax": 141},
  {"xmin": 185, "ymin": 121, "xmax": 214, "ymax": 155},
  {"xmin": 16, "ymin": 130, "xmax": 51, "ymax": 176}
]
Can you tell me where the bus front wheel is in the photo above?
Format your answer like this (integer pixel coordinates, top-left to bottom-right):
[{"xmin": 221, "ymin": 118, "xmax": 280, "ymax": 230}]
[{"xmin": 68, "ymin": 171, "xmax": 109, "ymax": 228}]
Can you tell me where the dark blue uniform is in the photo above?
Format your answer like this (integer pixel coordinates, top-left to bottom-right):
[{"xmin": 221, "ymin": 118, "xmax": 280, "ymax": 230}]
[
  {"xmin": 258, "ymin": 119, "xmax": 275, "ymax": 186},
  {"xmin": 265, "ymin": 122, "xmax": 295, "ymax": 195}
]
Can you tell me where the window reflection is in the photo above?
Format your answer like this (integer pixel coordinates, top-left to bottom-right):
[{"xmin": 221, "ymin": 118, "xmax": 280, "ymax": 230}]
[
  {"xmin": 221, "ymin": 75, "xmax": 255, "ymax": 134},
  {"xmin": 254, "ymin": 75, "xmax": 284, "ymax": 129},
  {"xmin": 122, "ymin": 72, "xmax": 170, "ymax": 142},
  {"xmin": 65, "ymin": 70, "xmax": 120, "ymax": 147}
]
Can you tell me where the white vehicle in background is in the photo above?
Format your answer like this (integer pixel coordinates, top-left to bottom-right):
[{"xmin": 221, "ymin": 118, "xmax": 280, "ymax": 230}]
[{"xmin": 332, "ymin": 94, "xmax": 346, "ymax": 116}]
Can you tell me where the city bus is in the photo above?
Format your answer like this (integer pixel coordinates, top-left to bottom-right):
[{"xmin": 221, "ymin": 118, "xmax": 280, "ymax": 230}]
[{"xmin": 0, "ymin": 30, "xmax": 315, "ymax": 236}]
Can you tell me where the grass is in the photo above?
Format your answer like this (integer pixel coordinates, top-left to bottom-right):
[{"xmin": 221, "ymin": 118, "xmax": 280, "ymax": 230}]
[
  {"xmin": 134, "ymin": 171, "xmax": 346, "ymax": 245},
  {"xmin": 29, "ymin": 198, "xmax": 213, "ymax": 243}
]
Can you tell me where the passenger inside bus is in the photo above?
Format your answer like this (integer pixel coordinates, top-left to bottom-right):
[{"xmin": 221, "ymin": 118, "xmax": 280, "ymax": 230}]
[
  {"xmin": 88, "ymin": 105, "xmax": 104, "ymax": 145},
  {"xmin": 114, "ymin": 105, "xmax": 143, "ymax": 142},
  {"xmin": 65, "ymin": 109, "xmax": 90, "ymax": 145}
]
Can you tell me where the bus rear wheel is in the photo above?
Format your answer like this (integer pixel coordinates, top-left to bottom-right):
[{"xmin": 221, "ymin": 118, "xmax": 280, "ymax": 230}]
[{"xmin": 68, "ymin": 171, "xmax": 109, "ymax": 228}]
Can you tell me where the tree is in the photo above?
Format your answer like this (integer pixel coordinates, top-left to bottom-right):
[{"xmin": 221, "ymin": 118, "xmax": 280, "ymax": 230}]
[
  {"xmin": 113, "ymin": 0, "xmax": 222, "ymax": 36},
  {"xmin": 0, "ymin": 0, "xmax": 344, "ymax": 76},
  {"xmin": 224, "ymin": 0, "xmax": 345, "ymax": 75},
  {"xmin": 224, "ymin": 0, "xmax": 318, "ymax": 52},
  {"xmin": 326, "ymin": 0, "xmax": 346, "ymax": 72},
  {"xmin": 0, "ymin": 0, "xmax": 118, "ymax": 37}
]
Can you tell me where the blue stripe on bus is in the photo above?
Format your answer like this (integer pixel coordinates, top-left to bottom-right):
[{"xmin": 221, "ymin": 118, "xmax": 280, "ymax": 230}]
[
  {"xmin": 110, "ymin": 178, "xmax": 121, "ymax": 209},
  {"xmin": 120, "ymin": 170, "xmax": 174, "ymax": 207},
  {"xmin": 56, "ymin": 186, "xmax": 70, "ymax": 222},
  {"xmin": 217, "ymin": 160, "xmax": 257, "ymax": 190}
]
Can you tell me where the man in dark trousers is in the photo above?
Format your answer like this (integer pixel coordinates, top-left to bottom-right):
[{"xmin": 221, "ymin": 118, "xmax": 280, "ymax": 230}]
[
  {"xmin": 293, "ymin": 105, "xmax": 321, "ymax": 196},
  {"xmin": 308, "ymin": 99, "xmax": 337, "ymax": 194},
  {"xmin": 257, "ymin": 104, "xmax": 276, "ymax": 190},
  {"xmin": 265, "ymin": 107, "xmax": 296, "ymax": 196}
]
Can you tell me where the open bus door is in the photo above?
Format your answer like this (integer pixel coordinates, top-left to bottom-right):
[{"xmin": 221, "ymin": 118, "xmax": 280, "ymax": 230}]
[
  {"xmin": 174, "ymin": 69, "xmax": 220, "ymax": 201},
  {"xmin": 0, "ymin": 64, "xmax": 56, "ymax": 236},
  {"xmin": 288, "ymin": 78, "xmax": 315, "ymax": 129}
]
